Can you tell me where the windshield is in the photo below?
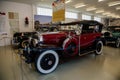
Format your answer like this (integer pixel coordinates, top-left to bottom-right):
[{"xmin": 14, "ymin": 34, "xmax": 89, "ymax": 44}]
[
  {"xmin": 60, "ymin": 25, "xmax": 78, "ymax": 31},
  {"xmin": 60, "ymin": 24, "xmax": 82, "ymax": 35}
]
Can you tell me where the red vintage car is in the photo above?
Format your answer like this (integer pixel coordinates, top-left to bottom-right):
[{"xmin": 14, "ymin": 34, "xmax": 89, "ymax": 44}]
[{"xmin": 23, "ymin": 20, "xmax": 104, "ymax": 74}]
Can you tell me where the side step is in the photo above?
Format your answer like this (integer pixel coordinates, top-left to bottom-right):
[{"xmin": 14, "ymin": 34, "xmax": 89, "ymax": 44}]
[{"xmin": 78, "ymin": 48, "xmax": 95, "ymax": 56}]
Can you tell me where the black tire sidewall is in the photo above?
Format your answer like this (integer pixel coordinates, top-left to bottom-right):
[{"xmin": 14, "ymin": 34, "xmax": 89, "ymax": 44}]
[{"xmin": 95, "ymin": 41, "xmax": 103, "ymax": 55}]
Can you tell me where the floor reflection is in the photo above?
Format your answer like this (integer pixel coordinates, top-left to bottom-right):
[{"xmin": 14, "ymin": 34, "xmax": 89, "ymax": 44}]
[{"xmin": 0, "ymin": 46, "xmax": 120, "ymax": 80}]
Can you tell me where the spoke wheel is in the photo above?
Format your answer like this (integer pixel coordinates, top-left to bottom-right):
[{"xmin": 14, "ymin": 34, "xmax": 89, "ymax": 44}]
[
  {"xmin": 35, "ymin": 50, "xmax": 59, "ymax": 74},
  {"xmin": 95, "ymin": 41, "xmax": 103, "ymax": 55}
]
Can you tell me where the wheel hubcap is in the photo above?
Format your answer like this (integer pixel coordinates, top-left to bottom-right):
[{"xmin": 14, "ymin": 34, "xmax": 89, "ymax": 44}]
[
  {"xmin": 97, "ymin": 43, "xmax": 102, "ymax": 52},
  {"xmin": 40, "ymin": 54, "xmax": 55, "ymax": 70},
  {"xmin": 48, "ymin": 61, "xmax": 53, "ymax": 65}
]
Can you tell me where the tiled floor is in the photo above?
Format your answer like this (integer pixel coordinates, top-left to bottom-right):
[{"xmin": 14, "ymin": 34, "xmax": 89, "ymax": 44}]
[{"xmin": 0, "ymin": 45, "xmax": 120, "ymax": 80}]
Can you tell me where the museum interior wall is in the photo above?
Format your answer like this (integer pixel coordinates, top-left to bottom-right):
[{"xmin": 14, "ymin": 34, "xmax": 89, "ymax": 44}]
[{"xmin": 0, "ymin": 1, "xmax": 106, "ymax": 46}]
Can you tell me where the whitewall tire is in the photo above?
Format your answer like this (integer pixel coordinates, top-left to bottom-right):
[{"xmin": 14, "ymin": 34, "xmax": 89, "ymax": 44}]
[
  {"xmin": 95, "ymin": 41, "xmax": 103, "ymax": 55},
  {"xmin": 35, "ymin": 50, "xmax": 59, "ymax": 74}
]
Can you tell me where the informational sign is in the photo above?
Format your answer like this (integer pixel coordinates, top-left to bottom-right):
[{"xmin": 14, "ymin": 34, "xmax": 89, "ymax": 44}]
[
  {"xmin": 52, "ymin": 0, "xmax": 65, "ymax": 22},
  {"xmin": 8, "ymin": 12, "xmax": 19, "ymax": 34}
]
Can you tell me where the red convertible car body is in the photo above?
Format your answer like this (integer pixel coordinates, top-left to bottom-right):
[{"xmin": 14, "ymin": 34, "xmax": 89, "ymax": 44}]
[{"xmin": 23, "ymin": 20, "xmax": 104, "ymax": 74}]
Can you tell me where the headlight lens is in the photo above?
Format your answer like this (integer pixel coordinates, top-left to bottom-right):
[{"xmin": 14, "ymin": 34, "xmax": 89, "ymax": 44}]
[
  {"xmin": 28, "ymin": 37, "xmax": 32, "ymax": 43},
  {"xmin": 30, "ymin": 34, "xmax": 43, "ymax": 47},
  {"xmin": 39, "ymin": 35, "xmax": 43, "ymax": 42},
  {"xmin": 31, "ymin": 39, "xmax": 38, "ymax": 47}
]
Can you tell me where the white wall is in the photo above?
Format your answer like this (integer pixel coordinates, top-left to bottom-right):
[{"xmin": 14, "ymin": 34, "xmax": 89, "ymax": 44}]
[{"xmin": 0, "ymin": 1, "xmax": 34, "ymax": 46}]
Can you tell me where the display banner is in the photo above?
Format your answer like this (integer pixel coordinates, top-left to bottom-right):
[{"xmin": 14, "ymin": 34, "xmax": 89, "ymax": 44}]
[{"xmin": 52, "ymin": 0, "xmax": 65, "ymax": 22}]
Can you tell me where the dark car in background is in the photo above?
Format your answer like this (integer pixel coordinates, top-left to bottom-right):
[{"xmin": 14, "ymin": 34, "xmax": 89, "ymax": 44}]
[
  {"xmin": 102, "ymin": 26, "xmax": 120, "ymax": 47},
  {"xmin": 12, "ymin": 25, "xmax": 59, "ymax": 48},
  {"xmin": 12, "ymin": 32, "xmax": 37, "ymax": 48}
]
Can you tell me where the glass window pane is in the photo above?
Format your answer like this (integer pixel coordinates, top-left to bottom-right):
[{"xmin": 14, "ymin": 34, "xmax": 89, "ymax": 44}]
[
  {"xmin": 94, "ymin": 17, "xmax": 101, "ymax": 22},
  {"xmin": 65, "ymin": 12, "xmax": 78, "ymax": 19},
  {"xmin": 37, "ymin": 7, "xmax": 52, "ymax": 16},
  {"xmin": 37, "ymin": 7, "xmax": 78, "ymax": 19},
  {"xmin": 82, "ymin": 14, "xmax": 91, "ymax": 20}
]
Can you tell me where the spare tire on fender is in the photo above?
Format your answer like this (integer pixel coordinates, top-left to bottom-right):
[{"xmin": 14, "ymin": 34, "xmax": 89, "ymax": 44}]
[{"xmin": 63, "ymin": 38, "xmax": 78, "ymax": 56}]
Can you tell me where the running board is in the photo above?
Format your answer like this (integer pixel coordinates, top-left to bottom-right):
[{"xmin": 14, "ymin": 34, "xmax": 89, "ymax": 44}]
[{"xmin": 78, "ymin": 50, "xmax": 95, "ymax": 56}]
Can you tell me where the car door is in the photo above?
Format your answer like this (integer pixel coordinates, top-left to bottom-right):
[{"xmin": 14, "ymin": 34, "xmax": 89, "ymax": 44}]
[{"xmin": 80, "ymin": 25, "xmax": 96, "ymax": 48}]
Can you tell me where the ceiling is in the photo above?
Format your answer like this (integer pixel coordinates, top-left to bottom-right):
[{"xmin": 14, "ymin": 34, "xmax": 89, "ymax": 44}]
[{"xmin": 2, "ymin": 0, "xmax": 120, "ymax": 18}]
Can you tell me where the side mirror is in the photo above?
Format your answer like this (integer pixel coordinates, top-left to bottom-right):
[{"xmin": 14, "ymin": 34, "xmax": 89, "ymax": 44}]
[
  {"xmin": 75, "ymin": 30, "xmax": 81, "ymax": 35},
  {"xmin": 75, "ymin": 25, "xmax": 82, "ymax": 35}
]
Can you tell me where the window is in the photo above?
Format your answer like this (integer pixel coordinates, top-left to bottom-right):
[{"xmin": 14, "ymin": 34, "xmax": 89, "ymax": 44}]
[
  {"xmin": 65, "ymin": 12, "xmax": 78, "ymax": 19},
  {"xmin": 37, "ymin": 7, "xmax": 78, "ymax": 19},
  {"xmin": 37, "ymin": 7, "xmax": 52, "ymax": 16},
  {"xmin": 82, "ymin": 14, "xmax": 91, "ymax": 20},
  {"xmin": 94, "ymin": 17, "xmax": 101, "ymax": 22}
]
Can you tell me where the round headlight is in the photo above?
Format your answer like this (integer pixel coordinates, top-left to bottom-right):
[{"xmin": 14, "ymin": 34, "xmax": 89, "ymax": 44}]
[
  {"xmin": 28, "ymin": 37, "xmax": 32, "ymax": 43},
  {"xmin": 31, "ymin": 39, "xmax": 38, "ymax": 47},
  {"xmin": 39, "ymin": 35, "xmax": 43, "ymax": 42}
]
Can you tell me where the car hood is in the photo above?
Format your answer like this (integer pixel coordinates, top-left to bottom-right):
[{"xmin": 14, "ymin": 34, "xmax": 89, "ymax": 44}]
[
  {"xmin": 40, "ymin": 31, "xmax": 67, "ymax": 36},
  {"xmin": 37, "ymin": 31, "xmax": 67, "ymax": 46}
]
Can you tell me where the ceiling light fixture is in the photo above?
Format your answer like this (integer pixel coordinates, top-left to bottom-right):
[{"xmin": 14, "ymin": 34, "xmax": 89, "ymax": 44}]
[
  {"xmin": 65, "ymin": 0, "xmax": 72, "ymax": 4},
  {"xmin": 95, "ymin": 10, "xmax": 104, "ymax": 13},
  {"xmin": 108, "ymin": 1, "xmax": 120, "ymax": 6},
  {"xmin": 86, "ymin": 7, "xmax": 97, "ymax": 11},
  {"xmin": 116, "ymin": 6, "xmax": 120, "ymax": 10},
  {"xmin": 98, "ymin": 0, "xmax": 104, "ymax": 2},
  {"xmin": 74, "ymin": 3, "xmax": 86, "ymax": 8},
  {"xmin": 102, "ymin": 12, "xmax": 110, "ymax": 15}
]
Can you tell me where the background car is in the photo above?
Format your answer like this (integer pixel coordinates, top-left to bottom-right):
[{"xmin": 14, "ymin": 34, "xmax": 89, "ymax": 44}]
[
  {"xmin": 102, "ymin": 26, "xmax": 120, "ymax": 48},
  {"xmin": 12, "ymin": 32, "xmax": 37, "ymax": 48},
  {"xmin": 23, "ymin": 20, "xmax": 104, "ymax": 74},
  {"xmin": 12, "ymin": 25, "xmax": 59, "ymax": 48}
]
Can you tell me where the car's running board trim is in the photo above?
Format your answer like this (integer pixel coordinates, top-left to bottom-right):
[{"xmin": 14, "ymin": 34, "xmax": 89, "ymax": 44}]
[{"xmin": 79, "ymin": 50, "xmax": 95, "ymax": 56}]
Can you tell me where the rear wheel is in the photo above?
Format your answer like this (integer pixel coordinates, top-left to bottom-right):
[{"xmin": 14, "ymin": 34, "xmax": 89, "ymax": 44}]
[
  {"xmin": 115, "ymin": 38, "xmax": 120, "ymax": 48},
  {"xmin": 35, "ymin": 50, "xmax": 59, "ymax": 74},
  {"xmin": 95, "ymin": 41, "xmax": 103, "ymax": 55}
]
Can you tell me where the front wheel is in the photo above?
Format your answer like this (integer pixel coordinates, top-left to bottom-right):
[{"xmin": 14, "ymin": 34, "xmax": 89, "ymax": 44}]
[
  {"xmin": 95, "ymin": 41, "xmax": 103, "ymax": 55},
  {"xmin": 115, "ymin": 38, "xmax": 120, "ymax": 48},
  {"xmin": 35, "ymin": 50, "xmax": 59, "ymax": 74}
]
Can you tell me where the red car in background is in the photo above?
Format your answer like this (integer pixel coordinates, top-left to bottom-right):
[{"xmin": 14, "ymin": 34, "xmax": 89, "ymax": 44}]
[{"xmin": 23, "ymin": 20, "xmax": 104, "ymax": 74}]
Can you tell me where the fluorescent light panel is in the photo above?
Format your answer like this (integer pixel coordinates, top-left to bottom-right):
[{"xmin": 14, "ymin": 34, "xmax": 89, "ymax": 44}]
[
  {"xmin": 116, "ymin": 6, "xmax": 120, "ymax": 10},
  {"xmin": 98, "ymin": 0, "xmax": 104, "ymax": 2},
  {"xmin": 74, "ymin": 3, "xmax": 86, "ymax": 8},
  {"xmin": 95, "ymin": 10, "xmax": 104, "ymax": 13},
  {"xmin": 108, "ymin": 1, "xmax": 120, "ymax": 6},
  {"xmin": 65, "ymin": 0, "xmax": 71, "ymax": 4},
  {"xmin": 102, "ymin": 12, "xmax": 110, "ymax": 15},
  {"xmin": 86, "ymin": 7, "xmax": 96, "ymax": 11}
]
